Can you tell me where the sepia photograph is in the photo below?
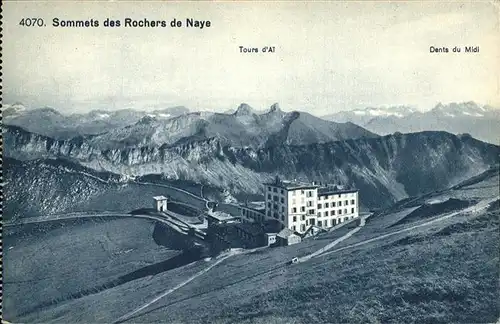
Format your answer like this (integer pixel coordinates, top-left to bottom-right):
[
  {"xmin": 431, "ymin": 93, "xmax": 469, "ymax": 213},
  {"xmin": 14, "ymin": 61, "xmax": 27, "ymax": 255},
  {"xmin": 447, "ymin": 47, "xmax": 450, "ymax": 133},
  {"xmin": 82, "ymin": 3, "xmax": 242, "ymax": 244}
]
[{"xmin": 2, "ymin": 1, "xmax": 499, "ymax": 323}]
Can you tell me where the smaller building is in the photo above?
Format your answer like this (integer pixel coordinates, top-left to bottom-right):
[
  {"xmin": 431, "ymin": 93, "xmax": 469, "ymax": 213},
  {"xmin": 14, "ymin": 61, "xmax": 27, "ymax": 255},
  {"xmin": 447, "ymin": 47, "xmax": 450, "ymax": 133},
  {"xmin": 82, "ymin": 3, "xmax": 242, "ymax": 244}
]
[
  {"xmin": 264, "ymin": 233, "xmax": 277, "ymax": 246},
  {"xmin": 240, "ymin": 201, "xmax": 266, "ymax": 223},
  {"xmin": 276, "ymin": 228, "xmax": 302, "ymax": 246},
  {"xmin": 206, "ymin": 211, "xmax": 238, "ymax": 226},
  {"xmin": 153, "ymin": 196, "xmax": 168, "ymax": 212}
]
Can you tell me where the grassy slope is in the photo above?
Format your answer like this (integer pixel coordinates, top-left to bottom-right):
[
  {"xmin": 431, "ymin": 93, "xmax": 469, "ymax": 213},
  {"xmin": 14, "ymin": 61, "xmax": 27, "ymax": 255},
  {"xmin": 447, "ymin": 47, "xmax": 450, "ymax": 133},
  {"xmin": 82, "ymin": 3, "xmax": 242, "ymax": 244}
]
[
  {"xmin": 3, "ymin": 218, "xmax": 179, "ymax": 320},
  {"xmin": 6, "ymin": 171, "xmax": 500, "ymax": 323},
  {"xmin": 129, "ymin": 208, "xmax": 498, "ymax": 324}
]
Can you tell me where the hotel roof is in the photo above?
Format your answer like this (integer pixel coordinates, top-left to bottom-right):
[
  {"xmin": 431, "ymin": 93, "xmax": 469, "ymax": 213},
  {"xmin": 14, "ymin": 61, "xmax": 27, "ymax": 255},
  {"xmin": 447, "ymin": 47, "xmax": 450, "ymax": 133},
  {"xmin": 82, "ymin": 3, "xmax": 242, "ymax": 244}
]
[
  {"xmin": 318, "ymin": 187, "xmax": 358, "ymax": 196},
  {"xmin": 153, "ymin": 195, "xmax": 168, "ymax": 200},
  {"xmin": 263, "ymin": 180, "xmax": 319, "ymax": 190}
]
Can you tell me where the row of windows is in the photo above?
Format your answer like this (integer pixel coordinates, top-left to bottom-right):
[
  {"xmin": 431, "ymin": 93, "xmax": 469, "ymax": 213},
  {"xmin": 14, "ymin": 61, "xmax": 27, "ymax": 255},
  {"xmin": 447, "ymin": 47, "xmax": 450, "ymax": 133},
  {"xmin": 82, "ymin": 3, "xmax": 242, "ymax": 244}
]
[
  {"xmin": 318, "ymin": 208, "xmax": 355, "ymax": 216},
  {"xmin": 267, "ymin": 202, "xmax": 285, "ymax": 213},
  {"xmin": 319, "ymin": 194, "xmax": 356, "ymax": 200},
  {"xmin": 291, "ymin": 206, "xmax": 306, "ymax": 213},
  {"xmin": 317, "ymin": 199, "xmax": 355, "ymax": 209},
  {"xmin": 318, "ymin": 217, "xmax": 353, "ymax": 227},
  {"xmin": 242, "ymin": 209, "xmax": 266, "ymax": 221},
  {"xmin": 291, "ymin": 216, "xmax": 355, "ymax": 232},
  {"xmin": 292, "ymin": 215, "xmax": 306, "ymax": 222},
  {"xmin": 267, "ymin": 194, "xmax": 285, "ymax": 203},
  {"xmin": 268, "ymin": 186, "xmax": 285, "ymax": 195},
  {"xmin": 290, "ymin": 190, "xmax": 314, "ymax": 197}
]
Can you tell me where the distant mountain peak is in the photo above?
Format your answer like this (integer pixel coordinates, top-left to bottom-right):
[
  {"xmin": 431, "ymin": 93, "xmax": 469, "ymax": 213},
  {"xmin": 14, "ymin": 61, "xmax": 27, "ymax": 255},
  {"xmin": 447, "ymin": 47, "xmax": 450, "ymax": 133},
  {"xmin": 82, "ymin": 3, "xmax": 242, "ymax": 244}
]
[
  {"xmin": 234, "ymin": 103, "xmax": 254, "ymax": 116},
  {"xmin": 269, "ymin": 103, "xmax": 281, "ymax": 113},
  {"xmin": 431, "ymin": 101, "xmax": 488, "ymax": 117}
]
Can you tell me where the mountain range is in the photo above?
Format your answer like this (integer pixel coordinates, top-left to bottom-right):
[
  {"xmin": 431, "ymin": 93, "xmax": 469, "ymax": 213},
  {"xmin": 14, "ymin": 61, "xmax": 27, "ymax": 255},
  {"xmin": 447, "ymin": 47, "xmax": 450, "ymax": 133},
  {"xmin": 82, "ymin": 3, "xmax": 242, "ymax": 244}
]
[
  {"xmin": 323, "ymin": 102, "xmax": 500, "ymax": 144},
  {"xmin": 3, "ymin": 105, "xmax": 191, "ymax": 139},
  {"xmin": 4, "ymin": 123, "xmax": 498, "ymax": 210},
  {"xmin": 4, "ymin": 101, "xmax": 499, "ymax": 212},
  {"xmin": 3, "ymin": 103, "xmax": 377, "ymax": 149}
]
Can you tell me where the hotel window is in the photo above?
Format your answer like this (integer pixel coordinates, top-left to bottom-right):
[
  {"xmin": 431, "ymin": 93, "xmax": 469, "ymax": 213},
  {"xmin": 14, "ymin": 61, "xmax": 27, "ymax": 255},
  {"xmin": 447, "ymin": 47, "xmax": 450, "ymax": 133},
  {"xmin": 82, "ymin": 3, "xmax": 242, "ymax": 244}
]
[
  {"xmin": 351, "ymin": 199, "xmax": 355, "ymax": 205},
  {"xmin": 318, "ymin": 212, "xmax": 322, "ymax": 217},
  {"xmin": 325, "ymin": 211, "xmax": 329, "ymax": 216},
  {"xmin": 339, "ymin": 209, "xmax": 342, "ymax": 215},
  {"xmin": 325, "ymin": 203, "xmax": 329, "ymax": 208},
  {"xmin": 338, "ymin": 201, "xmax": 342, "ymax": 206},
  {"xmin": 345, "ymin": 200, "xmax": 348, "ymax": 206},
  {"xmin": 301, "ymin": 215, "xmax": 305, "ymax": 221},
  {"xmin": 292, "ymin": 225, "xmax": 296, "ymax": 231},
  {"xmin": 292, "ymin": 207, "xmax": 297, "ymax": 213},
  {"xmin": 332, "ymin": 210, "xmax": 336, "ymax": 215},
  {"xmin": 268, "ymin": 187, "xmax": 271, "ymax": 191},
  {"xmin": 281, "ymin": 189, "xmax": 284, "ymax": 194},
  {"xmin": 344, "ymin": 209, "xmax": 347, "ymax": 214},
  {"xmin": 308, "ymin": 209, "xmax": 315, "ymax": 215},
  {"xmin": 338, "ymin": 194, "xmax": 341, "ymax": 198},
  {"xmin": 344, "ymin": 217, "xmax": 348, "ymax": 222},
  {"xmin": 318, "ymin": 221, "xmax": 322, "ymax": 227},
  {"xmin": 267, "ymin": 194, "xmax": 271, "ymax": 199},
  {"xmin": 301, "ymin": 224, "xmax": 306, "ymax": 232},
  {"xmin": 293, "ymin": 216, "xmax": 297, "ymax": 222},
  {"xmin": 281, "ymin": 215, "xmax": 285, "ymax": 221},
  {"xmin": 351, "ymin": 208, "xmax": 355, "ymax": 213},
  {"xmin": 301, "ymin": 206, "xmax": 305, "ymax": 212},
  {"xmin": 301, "ymin": 190, "xmax": 305, "ymax": 195},
  {"xmin": 318, "ymin": 204, "xmax": 322, "ymax": 209},
  {"xmin": 273, "ymin": 188, "xmax": 277, "ymax": 192},
  {"xmin": 282, "ymin": 207, "xmax": 285, "ymax": 212},
  {"xmin": 273, "ymin": 196, "xmax": 278, "ymax": 202},
  {"xmin": 307, "ymin": 201, "xmax": 312, "ymax": 207},
  {"xmin": 332, "ymin": 202, "xmax": 336, "ymax": 207},
  {"xmin": 267, "ymin": 210, "xmax": 271, "ymax": 216},
  {"xmin": 281, "ymin": 197, "xmax": 284, "ymax": 203},
  {"xmin": 331, "ymin": 219, "xmax": 335, "ymax": 226},
  {"xmin": 267, "ymin": 202, "xmax": 271, "ymax": 208}
]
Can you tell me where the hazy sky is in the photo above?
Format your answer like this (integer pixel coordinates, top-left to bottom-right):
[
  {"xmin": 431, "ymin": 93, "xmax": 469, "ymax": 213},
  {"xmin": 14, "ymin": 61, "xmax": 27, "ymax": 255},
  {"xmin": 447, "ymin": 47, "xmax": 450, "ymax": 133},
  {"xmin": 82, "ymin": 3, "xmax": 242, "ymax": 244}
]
[{"xmin": 3, "ymin": 1, "xmax": 499, "ymax": 115}]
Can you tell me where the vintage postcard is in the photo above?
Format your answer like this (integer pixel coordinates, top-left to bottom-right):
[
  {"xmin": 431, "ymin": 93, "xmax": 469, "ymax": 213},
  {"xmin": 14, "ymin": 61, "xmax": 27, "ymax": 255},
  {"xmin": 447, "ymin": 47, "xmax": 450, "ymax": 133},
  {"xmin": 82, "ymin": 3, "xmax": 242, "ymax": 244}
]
[{"xmin": 2, "ymin": 1, "xmax": 499, "ymax": 323}]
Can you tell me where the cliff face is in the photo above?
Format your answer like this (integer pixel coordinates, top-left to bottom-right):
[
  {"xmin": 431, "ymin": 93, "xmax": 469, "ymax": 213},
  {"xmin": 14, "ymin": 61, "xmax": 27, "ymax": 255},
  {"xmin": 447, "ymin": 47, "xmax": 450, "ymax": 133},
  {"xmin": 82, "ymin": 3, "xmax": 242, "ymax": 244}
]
[{"xmin": 4, "ymin": 125, "xmax": 499, "ymax": 208}]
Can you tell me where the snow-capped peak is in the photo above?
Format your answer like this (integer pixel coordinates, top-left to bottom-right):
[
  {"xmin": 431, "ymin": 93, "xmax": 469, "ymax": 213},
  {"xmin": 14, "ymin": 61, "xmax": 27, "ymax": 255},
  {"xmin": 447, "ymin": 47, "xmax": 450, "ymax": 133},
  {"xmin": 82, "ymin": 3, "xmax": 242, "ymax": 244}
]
[
  {"xmin": 431, "ymin": 101, "xmax": 488, "ymax": 117},
  {"xmin": 348, "ymin": 106, "xmax": 416, "ymax": 118}
]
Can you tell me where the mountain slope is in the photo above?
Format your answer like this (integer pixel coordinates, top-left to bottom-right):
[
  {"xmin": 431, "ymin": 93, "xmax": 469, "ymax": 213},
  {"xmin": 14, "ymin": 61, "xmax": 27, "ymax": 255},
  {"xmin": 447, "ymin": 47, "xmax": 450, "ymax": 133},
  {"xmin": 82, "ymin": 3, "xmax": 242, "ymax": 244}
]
[
  {"xmin": 4, "ymin": 126, "xmax": 498, "ymax": 209},
  {"xmin": 6, "ymin": 168, "xmax": 498, "ymax": 323},
  {"xmin": 324, "ymin": 102, "xmax": 500, "ymax": 144}
]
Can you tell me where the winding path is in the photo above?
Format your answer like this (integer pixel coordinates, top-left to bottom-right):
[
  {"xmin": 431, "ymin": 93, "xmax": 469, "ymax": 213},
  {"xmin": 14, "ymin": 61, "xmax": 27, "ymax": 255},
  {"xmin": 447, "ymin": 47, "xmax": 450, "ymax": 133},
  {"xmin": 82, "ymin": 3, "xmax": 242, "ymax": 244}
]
[
  {"xmin": 314, "ymin": 197, "xmax": 497, "ymax": 259},
  {"xmin": 114, "ymin": 251, "xmax": 240, "ymax": 324}
]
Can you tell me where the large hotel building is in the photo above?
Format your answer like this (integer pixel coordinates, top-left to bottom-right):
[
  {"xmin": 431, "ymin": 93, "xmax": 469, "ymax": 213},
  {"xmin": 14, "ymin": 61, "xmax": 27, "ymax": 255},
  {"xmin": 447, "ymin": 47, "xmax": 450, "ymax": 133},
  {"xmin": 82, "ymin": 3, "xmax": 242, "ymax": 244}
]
[{"xmin": 260, "ymin": 177, "xmax": 360, "ymax": 233}]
